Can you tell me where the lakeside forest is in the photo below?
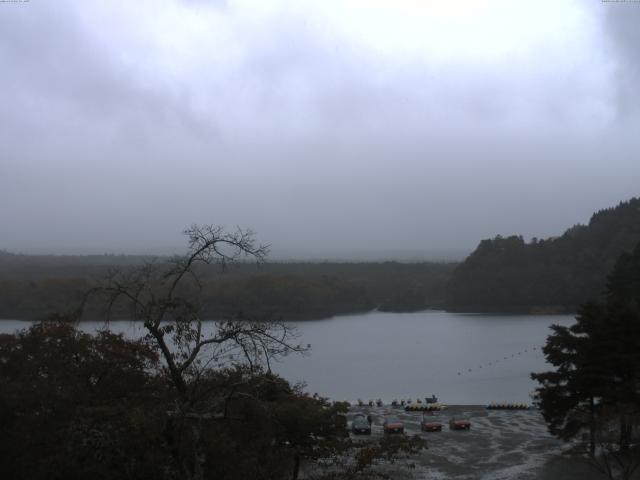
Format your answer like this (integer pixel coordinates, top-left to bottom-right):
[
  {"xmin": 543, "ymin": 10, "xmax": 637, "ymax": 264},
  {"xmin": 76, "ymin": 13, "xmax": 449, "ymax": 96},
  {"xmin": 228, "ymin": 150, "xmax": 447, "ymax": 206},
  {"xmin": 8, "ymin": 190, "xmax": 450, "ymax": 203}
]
[{"xmin": 1, "ymin": 197, "xmax": 639, "ymax": 320}]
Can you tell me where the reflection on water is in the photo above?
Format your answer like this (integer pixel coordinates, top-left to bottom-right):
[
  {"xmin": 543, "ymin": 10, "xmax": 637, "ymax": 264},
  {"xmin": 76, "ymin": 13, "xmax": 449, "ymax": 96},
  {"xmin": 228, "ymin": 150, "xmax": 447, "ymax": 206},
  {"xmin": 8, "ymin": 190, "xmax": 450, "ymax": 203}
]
[{"xmin": 0, "ymin": 310, "xmax": 574, "ymax": 404}]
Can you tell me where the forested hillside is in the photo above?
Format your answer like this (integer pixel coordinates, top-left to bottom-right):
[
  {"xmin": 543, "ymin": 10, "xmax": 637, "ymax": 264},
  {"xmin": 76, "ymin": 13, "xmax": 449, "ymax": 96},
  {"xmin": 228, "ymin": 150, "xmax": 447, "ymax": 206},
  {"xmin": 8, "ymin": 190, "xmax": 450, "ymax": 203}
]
[
  {"xmin": 447, "ymin": 198, "xmax": 640, "ymax": 312},
  {"xmin": 0, "ymin": 253, "xmax": 455, "ymax": 320},
  {"xmin": 3, "ymin": 198, "xmax": 638, "ymax": 319}
]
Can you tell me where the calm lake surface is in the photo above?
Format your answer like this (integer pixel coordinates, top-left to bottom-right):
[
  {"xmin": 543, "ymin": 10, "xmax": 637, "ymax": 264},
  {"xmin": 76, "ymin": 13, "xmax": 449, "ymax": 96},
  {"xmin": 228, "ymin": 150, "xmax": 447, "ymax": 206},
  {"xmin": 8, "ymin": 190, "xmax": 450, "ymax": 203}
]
[{"xmin": 1, "ymin": 310, "xmax": 574, "ymax": 405}]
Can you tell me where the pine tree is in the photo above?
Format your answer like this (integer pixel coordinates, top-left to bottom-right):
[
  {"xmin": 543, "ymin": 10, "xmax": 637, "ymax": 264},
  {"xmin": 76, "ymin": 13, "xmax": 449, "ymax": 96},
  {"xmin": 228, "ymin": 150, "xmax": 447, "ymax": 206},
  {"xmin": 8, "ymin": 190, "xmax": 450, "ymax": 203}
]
[
  {"xmin": 531, "ymin": 302, "xmax": 608, "ymax": 454},
  {"xmin": 532, "ymin": 242, "xmax": 640, "ymax": 455}
]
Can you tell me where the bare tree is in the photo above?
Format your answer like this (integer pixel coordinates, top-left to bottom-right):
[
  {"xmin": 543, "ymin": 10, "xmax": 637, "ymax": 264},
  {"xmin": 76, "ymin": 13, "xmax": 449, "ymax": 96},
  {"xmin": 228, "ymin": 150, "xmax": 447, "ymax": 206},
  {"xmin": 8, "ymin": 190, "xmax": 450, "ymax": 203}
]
[{"xmin": 81, "ymin": 225, "xmax": 307, "ymax": 479}]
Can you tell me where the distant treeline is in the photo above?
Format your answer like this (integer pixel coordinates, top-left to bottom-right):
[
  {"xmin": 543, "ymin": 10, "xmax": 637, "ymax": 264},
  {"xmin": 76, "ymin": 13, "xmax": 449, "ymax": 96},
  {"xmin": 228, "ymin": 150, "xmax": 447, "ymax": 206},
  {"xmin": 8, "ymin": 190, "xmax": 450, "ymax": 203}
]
[
  {"xmin": 447, "ymin": 197, "xmax": 640, "ymax": 313},
  {"xmin": 0, "ymin": 254, "xmax": 455, "ymax": 320},
  {"xmin": 2, "ymin": 197, "xmax": 639, "ymax": 320}
]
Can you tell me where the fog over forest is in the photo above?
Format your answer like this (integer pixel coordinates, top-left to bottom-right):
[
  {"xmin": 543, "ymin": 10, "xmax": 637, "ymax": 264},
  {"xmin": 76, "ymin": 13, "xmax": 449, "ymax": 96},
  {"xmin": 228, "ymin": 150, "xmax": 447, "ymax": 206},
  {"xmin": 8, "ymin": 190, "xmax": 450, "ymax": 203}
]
[{"xmin": 1, "ymin": 1, "xmax": 639, "ymax": 259}]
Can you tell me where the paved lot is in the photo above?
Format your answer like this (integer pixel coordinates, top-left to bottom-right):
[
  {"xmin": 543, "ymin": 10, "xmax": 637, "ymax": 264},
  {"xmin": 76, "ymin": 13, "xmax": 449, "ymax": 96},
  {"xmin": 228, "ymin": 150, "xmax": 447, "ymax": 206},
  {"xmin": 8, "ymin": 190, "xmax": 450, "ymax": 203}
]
[{"xmin": 346, "ymin": 405, "xmax": 602, "ymax": 480}]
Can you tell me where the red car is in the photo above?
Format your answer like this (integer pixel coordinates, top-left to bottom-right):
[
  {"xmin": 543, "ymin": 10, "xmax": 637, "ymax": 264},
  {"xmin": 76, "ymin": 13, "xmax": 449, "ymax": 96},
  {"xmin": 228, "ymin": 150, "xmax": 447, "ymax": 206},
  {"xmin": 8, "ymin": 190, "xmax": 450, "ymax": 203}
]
[
  {"xmin": 421, "ymin": 420, "xmax": 443, "ymax": 432},
  {"xmin": 449, "ymin": 418, "xmax": 471, "ymax": 430},
  {"xmin": 383, "ymin": 415, "xmax": 404, "ymax": 434}
]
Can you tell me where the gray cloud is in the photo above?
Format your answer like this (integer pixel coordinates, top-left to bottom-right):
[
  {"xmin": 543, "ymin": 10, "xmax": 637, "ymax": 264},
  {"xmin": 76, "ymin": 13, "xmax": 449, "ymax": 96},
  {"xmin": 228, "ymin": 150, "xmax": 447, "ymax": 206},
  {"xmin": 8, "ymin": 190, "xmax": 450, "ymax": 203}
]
[
  {"xmin": 0, "ymin": 1, "xmax": 638, "ymax": 259},
  {"xmin": 601, "ymin": 2, "xmax": 640, "ymax": 118}
]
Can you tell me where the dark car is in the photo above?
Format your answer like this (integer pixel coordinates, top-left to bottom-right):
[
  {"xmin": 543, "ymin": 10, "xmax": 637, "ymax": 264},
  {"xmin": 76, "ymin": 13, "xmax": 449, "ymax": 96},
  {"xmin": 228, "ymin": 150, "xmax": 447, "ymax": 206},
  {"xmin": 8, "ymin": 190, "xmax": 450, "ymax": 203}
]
[
  {"xmin": 351, "ymin": 415, "xmax": 371, "ymax": 435},
  {"xmin": 449, "ymin": 418, "xmax": 471, "ymax": 430},
  {"xmin": 383, "ymin": 415, "xmax": 404, "ymax": 434}
]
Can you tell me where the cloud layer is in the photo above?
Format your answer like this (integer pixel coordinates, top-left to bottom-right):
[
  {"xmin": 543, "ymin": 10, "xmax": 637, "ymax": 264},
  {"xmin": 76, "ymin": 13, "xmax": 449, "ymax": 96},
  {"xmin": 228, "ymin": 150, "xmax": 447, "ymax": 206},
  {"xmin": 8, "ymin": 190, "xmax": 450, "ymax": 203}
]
[{"xmin": 1, "ymin": 0, "xmax": 638, "ymax": 258}]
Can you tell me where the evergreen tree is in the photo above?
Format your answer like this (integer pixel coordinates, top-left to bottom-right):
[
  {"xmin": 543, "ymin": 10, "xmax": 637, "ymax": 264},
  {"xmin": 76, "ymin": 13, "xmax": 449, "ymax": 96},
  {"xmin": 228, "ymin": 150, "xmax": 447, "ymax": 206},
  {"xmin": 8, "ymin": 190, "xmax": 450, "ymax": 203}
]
[
  {"xmin": 532, "ymin": 242, "xmax": 640, "ymax": 459},
  {"xmin": 531, "ymin": 302, "xmax": 608, "ymax": 454}
]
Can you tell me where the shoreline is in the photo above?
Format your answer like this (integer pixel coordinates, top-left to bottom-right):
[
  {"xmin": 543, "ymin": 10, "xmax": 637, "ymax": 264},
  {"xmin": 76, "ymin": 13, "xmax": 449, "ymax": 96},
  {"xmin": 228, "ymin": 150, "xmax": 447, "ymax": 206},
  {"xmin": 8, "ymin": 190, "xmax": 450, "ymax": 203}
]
[{"xmin": 0, "ymin": 305, "xmax": 576, "ymax": 323}]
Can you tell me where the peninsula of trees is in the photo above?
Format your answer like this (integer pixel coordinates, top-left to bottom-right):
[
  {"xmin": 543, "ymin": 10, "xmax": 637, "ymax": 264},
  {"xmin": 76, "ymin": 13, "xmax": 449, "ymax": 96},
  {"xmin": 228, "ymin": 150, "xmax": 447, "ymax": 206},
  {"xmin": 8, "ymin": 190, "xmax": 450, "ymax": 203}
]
[{"xmin": 447, "ymin": 198, "xmax": 640, "ymax": 313}]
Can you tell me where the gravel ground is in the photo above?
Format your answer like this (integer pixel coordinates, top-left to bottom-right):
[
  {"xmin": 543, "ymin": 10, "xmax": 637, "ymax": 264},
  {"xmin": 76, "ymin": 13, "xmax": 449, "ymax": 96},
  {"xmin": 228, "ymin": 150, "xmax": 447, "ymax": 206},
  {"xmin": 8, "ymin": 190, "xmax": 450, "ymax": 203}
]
[{"xmin": 345, "ymin": 405, "xmax": 603, "ymax": 480}]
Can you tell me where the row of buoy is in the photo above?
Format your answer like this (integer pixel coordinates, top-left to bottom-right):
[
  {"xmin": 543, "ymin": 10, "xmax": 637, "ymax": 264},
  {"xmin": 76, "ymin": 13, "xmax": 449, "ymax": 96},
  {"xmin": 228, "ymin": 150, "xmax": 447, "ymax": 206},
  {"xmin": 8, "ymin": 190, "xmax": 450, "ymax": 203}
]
[
  {"xmin": 392, "ymin": 397, "xmax": 438, "ymax": 407},
  {"xmin": 337, "ymin": 400, "xmax": 531, "ymax": 410},
  {"xmin": 487, "ymin": 403, "xmax": 530, "ymax": 410},
  {"xmin": 354, "ymin": 397, "xmax": 439, "ymax": 407},
  {"xmin": 456, "ymin": 347, "xmax": 540, "ymax": 376},
  {"xmin": 405, "ymin": 403, "xmax": 447, "ymax": 412}
]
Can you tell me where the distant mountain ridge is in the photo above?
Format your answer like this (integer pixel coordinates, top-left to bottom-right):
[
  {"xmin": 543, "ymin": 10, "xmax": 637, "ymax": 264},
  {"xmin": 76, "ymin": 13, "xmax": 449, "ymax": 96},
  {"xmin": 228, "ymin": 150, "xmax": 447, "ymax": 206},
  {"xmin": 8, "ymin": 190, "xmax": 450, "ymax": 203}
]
[{"xmin": 446, "ymin": 197, "xmax": 640, "ymax": 312}]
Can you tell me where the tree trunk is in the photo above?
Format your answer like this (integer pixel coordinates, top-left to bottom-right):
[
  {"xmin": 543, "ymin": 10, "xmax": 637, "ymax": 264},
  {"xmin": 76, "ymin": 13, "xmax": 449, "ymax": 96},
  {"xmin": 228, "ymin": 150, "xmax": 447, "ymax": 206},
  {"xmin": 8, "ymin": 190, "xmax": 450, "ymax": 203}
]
[
  {"xmin": 292, "ymin": 453, "xmax": 300, "ymax": 480},
  {"xmin": 192, "ymin": 423, "xmax": 205, "ymax": 480},
  {"xmin": 619, "ymin": 416, "xmax": 631, "ymax": 451},
  {"xmin": 589, "ymin": 396, "xmax": 596, "ymax": 457}
]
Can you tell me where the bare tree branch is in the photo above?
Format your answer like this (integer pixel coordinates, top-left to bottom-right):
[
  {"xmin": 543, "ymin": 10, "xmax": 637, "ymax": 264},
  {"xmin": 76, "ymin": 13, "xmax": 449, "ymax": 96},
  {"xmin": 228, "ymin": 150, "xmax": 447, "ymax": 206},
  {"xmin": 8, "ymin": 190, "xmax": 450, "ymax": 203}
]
[{"xmin": 81, "ymin": 225, "xmax": 303, "ymax": 404}]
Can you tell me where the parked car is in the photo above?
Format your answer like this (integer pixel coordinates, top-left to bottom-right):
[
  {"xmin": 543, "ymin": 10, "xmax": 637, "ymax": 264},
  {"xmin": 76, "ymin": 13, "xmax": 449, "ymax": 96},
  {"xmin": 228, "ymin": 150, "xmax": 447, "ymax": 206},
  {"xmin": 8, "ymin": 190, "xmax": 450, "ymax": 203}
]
[
  {"xmin": 449, "ymin": 418, "xmax": 471, "ymax": 430},
  {"xmin": 351, "ymin": 415, "xmax": 371, "ymax": 435},
  {"xmin": 383, "ymin": 415, "xmax": 404, "ymax": 434},
  {"xmin": 420, "ymin": 420, "xmax": 443, "ymax": 432}
]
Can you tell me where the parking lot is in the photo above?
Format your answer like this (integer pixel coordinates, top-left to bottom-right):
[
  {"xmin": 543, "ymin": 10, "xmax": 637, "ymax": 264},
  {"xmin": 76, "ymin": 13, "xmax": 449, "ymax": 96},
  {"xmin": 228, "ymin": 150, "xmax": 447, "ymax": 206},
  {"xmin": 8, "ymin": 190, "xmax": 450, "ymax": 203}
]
[{"xmin": 346, "ymin": 405, "xmax": 600, "ymax": 480}]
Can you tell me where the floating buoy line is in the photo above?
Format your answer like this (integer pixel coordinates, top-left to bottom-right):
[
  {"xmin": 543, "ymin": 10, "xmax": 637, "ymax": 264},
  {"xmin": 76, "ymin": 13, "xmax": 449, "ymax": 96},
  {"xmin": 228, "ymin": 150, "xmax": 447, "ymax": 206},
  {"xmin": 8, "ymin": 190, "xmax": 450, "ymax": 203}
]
[
  {"xmin": 486, "ymin": 403, "xmax": 530, "ymax": 410},
  {"xmin": 342, "ymin": 398, "xmax": 532, "ymax": 410},
  {"xmin": 455, "ymin": 346, "xmax": 544, "ymax": 377},
  {"xmin": 327, "ymin": 346, "xmax": 544, "ymax": 410}
]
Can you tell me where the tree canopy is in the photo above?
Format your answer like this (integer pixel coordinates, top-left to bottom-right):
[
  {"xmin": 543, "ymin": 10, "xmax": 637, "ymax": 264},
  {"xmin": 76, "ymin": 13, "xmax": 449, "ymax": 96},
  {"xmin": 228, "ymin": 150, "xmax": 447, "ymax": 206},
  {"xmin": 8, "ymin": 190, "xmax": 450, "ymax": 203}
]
[
  {"xmin": 0, "ymin": 320, "xmax": 168, "ymax": 480},
  {"xmin": 449, "ymin": 197, "xmax": 640, "ymax": 312}
]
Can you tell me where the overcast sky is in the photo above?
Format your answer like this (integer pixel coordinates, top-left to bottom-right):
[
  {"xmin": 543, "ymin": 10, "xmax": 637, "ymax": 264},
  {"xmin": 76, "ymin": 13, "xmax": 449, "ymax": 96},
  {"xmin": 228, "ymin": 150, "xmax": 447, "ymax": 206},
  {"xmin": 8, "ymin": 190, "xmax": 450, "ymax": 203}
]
[{"xmin": 1, "ymin": 0, "xmax": 638, "ymax": 259}]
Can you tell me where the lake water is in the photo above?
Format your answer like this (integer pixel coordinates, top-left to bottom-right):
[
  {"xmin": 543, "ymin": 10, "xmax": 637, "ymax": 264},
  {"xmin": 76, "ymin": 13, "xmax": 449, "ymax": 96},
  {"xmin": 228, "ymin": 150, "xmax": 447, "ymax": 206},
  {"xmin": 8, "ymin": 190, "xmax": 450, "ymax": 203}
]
[{"xmin": 0, "ymin": 310, "xmax": 574, "ymax": 405}]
